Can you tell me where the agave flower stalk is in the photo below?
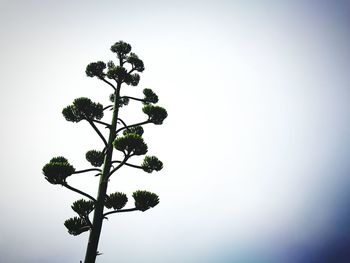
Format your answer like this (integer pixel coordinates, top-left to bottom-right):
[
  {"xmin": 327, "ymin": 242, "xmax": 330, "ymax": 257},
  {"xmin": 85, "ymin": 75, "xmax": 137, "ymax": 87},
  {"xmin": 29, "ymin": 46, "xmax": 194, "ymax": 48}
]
[{"xmin": 42, "ymin": 41, "xmax": 167, "ymax": 263}]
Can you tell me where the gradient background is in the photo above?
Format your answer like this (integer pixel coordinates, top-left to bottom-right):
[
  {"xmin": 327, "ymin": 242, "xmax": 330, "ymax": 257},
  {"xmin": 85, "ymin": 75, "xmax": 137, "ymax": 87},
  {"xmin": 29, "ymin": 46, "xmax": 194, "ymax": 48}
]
[{"xmin": 1, "ymin": 0, "xmax": 350, "ymax": 262}]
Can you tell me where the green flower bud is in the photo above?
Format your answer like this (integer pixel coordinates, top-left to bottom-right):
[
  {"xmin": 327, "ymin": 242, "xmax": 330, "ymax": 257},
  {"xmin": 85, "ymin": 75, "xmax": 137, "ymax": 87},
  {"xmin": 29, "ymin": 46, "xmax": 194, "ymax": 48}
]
[
  {"xmin": 86, "ymin": 150, "xmax": 104, "ymax": 167},
  {"xmin": 143, "ymin": 88, "xmax": 158, "ymax": 104},
  {"xmin": 105, "ymin": 192, "xmax": 128, "ymax": 210},
  {"xmin": 124, "ymin": 73, "xmax": 140, "ymax": 86},
  {"xmin": 85, "ymin": 150, "xmax": 104, "ymax": 167},
  {"xmin": 132, "ymin": 190, "xmax": 159, "ymax": 211},
  {"xmin": 62, "ymin": 97, "xmax": 104, "ymax": 123},
  {"xmin": 113, "ymin": 134, "xmax": 148, "ymax": 156},
  {"xmin": 71, "ymin": 199, "xmax": 94, "ymax": 217},
  {"xmin": 142, "ymin": 105, "xmax": 168, "ymax": 124},
  {"xmin": 141, "ymin": 156, "xmax": 163, "ymax": 173},
  {"xmin": 111, "ymin": 41, "xmax": 132, "ymax": 56},
  {"xmin": 86, "ymin": 61, "xmax": 106, "ymax": 78},
  {"xmin": 126, "ymin": 53, "xmax": 145, "ymax": 72},
  {"xmin": 107, "ymin": 66, "xmax": 128, "ymax": 81},
  {"xmin": 123, "ymin": 126, "xmax": 144, "ymax": 136},
  {"xmin": 42, "ymin": 156, "xmax": 75, "ymax": 185},
  {"xmin": 64, "ymin": 217, "xmax": 89, "ymax": 236}
]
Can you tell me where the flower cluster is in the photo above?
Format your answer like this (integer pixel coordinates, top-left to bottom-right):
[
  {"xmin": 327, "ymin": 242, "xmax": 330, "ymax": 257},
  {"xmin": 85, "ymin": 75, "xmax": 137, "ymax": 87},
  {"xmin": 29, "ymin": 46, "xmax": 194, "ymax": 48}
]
[
  {"xmin": 143, "ymin": 105, "xmax": 168, "ymax": 124},
  {"xmin": 113, "ymin": 134, "xmax": 148, "ymax": 156},
  {"xmin": 143, "ymin": 88, "xmax": 158, "ymax": 104},
  {"xmin": 86, "ymin": 150, "xmax": 104, "ymax": 167},
  {"xmin": 71, "ymin": 199, "xmax": 94, "ymax": 217},
  {"xmin": 105, "ymin": 192, "xmax": 128, "ymax": 210},
  {"xmin": 110, "ymin": 41, "xmax": 132, "ymax": 58},
  {"xmin": 106, "ymin": 61, "xmax": 140, "ymax": 86},
  {"xmin": 42, "ymin": 157, "xmax": 75, "ymax": 185},
  {"xmin": 86, "ymin": 61, "xmax": 106, "ymax": 78},
  {"xmin": 123, "ymin": 125, "xmax": 144, "ymax": 136},
  {"xmin": 64, "ymin": 217, "xmax": 89, "ymax": 236},
  {"xmin": 62, "ymin": 97, "xmax": 103, "ymax": 122},
  {"xmin": 141, "ymin": 156, "xmax": 163, "ymax": 173},
  {"xmin": 127, "ymin": 52, "xmax": 145, "ymax": 72},
  {"xmin": 124, "ymin": 73, "xmax": 140, "ymax": 86},
  {"xmin": 132, "ymin": 190, "xmax": 159, "ymax": 211}
]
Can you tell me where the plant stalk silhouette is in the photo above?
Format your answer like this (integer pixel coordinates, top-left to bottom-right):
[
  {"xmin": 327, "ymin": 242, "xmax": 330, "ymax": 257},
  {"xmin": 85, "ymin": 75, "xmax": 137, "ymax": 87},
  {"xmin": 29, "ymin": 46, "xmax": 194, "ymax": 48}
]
[{"xmin": 42, "ymin": 41, "xmax": 167, "ymax": 263}]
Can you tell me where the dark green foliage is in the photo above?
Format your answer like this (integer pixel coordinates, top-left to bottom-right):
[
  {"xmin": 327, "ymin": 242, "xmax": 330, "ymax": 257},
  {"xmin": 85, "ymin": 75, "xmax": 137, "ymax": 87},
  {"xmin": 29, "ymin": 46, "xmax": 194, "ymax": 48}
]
[
  {"xmin": 132, "ymin": 190, "xmax": 159, "ymax": 211},
  {"xmin": 105, "ymin": 192, "xmax": 128, "ymax": 210},
  {"xmin": 62, "ymin": 97, "xmax": 103, "ymax": 122},
  {"xmin": 142, "ymin": 156, "xmax": 163, "ymax": 173},
  {"xmin": 110, "ymin": 41, "xmax": 132, "ymax": 58},
  {"xmin": 64, "ymin": 217, "xmax": 89, "ymax": 236},
  {"xmin": 123, "ymin": 125, "xmax": 144, "ymax": 136},
  {"xmin": 42, "ymin": 157, "xmax": 75, "ymax": 184},
  {"xmin": 86, "ymin": 150, "xmax": 104, "ymax": 167},
  {"xmin": 86, "ymin": 61, "xmax": 106, "ymax": 78},
  {"xmin": 107, "ymin": 65, "xmax": 128, "ymax": 81},
  {"xmin": 106, "ymin": 63, "xmax": 140, "ymax": 86},
  {"xmin": 62, "ymin": 105, "xmax": 78, "ymax": 122},
  {"xmin": 143, "ymin": 88, "xmax": 158, "ymax": 104},
  {"xmin": 72, "ymin": 199, "xmax": 95, "ymax": 217},
  {"xmin": 109, "ymin": 94, "xmax": 129, "ymax": 107},
  {"xmin": 127, "ymin": 53, "xmax": 145, "ymax": 72},
  {"xmin": 142, "ymin": 105, "xmax": 168, "ymax": 124},
  {"xmin": 50, "ymin": 156, "xmax": 69, "ymax": 163},
  {"xmin": 124, "ymin": 73, "xmax": 140, "ymax": 86},
  {"xmin": 113, "ymin": 134, "xmax": 148, "ymax": 156}
]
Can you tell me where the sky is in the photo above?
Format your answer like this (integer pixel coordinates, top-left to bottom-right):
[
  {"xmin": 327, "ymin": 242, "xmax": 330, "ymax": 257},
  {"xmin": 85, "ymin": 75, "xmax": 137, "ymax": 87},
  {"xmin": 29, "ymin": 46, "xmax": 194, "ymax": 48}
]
[{"xmin": 1, "ymin": 0, "xmax": 350, "ymax": 262}]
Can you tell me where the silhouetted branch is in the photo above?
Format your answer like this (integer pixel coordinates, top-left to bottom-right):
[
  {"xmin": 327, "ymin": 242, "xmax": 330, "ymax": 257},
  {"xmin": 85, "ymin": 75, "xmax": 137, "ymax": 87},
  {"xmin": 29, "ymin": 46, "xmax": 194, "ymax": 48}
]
[
  {"xmin": 111, "ymin": 160, "xmax": 142, "ymax": 169},
  {"xmin": 62, "ymin": 182, "xmax": 96, "ymax": 202},
  {"xmin": 128, "ymin": 68, "xmax": 135, "ymax": 74},
  {"xmin": 73, "ymin": 168, "xmax": 102, "ymax": 174},
  {"xmin": 103, "ymin": 105, "xmax": 113, "ymax": 111},
  {"xmin": 108, "ymin": 156, "xmax": 130, "ymax": 178},
  {"xmin": 121, "ymin": 96, "xmax": 145, "ymax": 103},
  {"xmin": 84, "ymin": 216, "xmax": 93, "ymax": 228},
  {"xmin": 92, "ymin": 119, "xmax": 111, "ymax": 128},
  {"xmin": 103, "ymin": 208, "xmax": 138, "ymax": 217},
  {"xmin": 117, "ymin": 118, "xmax": 127, "ymax": 128},
  {"xmin": 116, "ymin": 120, "xmax": 150, "ymax": 134},
  {"xmin": 99, "ymin": 77, "xmax": 116, "ymax": 91},
  {"xmin": 87, "ymin": 120, "xmax": 108, "ymax": 147}
]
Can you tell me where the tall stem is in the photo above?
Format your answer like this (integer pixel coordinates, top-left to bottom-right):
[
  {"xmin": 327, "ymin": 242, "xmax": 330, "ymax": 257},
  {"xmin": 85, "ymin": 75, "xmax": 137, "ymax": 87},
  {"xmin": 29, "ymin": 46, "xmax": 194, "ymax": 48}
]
[{"xmin": 83, "ymin": 82, "xmax": 121, "ymax": 263}]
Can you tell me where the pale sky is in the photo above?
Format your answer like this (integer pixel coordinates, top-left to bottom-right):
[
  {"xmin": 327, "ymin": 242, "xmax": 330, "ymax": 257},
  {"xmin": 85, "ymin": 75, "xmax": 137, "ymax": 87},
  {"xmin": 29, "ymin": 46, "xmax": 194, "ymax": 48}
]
[{"xmin": 1, "ymin": 1, "xmax": 350, "ymax": 262}]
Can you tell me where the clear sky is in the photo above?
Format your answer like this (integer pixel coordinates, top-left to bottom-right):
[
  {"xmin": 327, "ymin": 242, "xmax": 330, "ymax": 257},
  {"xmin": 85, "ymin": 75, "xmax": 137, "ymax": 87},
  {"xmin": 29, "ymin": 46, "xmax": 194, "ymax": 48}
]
[{"xmin": 1, "ymin": 0, "xmax": 350, "ymax": 262}]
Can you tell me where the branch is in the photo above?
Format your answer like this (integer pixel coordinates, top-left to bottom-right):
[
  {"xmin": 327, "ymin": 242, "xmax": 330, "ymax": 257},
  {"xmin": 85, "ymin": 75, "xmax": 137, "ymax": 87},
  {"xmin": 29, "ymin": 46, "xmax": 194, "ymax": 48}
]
[
  {"xmin": 111, "ymin": 160, "xmax": 142, "ymax": 170},
  {"xmin": 99, "ymin": 77, "xmax": 116, "ymax": 91},
  {"xmin": 80, "ymin": 225, "xmax": 91, "ymax": 232},
  {"xmin": 128, "ymin": 68, "xmax": 135, "ymax": 74},
  {"xmin": 92, "ymin": 119, "xmax": 111, "ymax": 128},
  {"xmin": 116, "ymin": 120, "xmax": 150, "ymax": 134},
  {"xmin": 102, "ymin": 146, "xmax": 108, "ymax": 155},
  {"xmin": 73, "ymin": 168, "xmax": 102, "ymax": 174},
  {"xmin": 84, "ymin": 215, "xmax": 93, "ymax": 228},
  {"xmin": 121, "ymin": 96, "xmax": 146, "ymax": 103},
  {"xmin": 103, "ymin": 105, "xmax": 113, "ymax": 111},
  {"xmin": 103, "ymin": 208, "xmax": 138, "ymax": 217},
  {"xmin": 87, "ymin": 120, "xmax": 108, "ymax": 147},
  {"xmin": 117, "ymin": 118, "xmax": 127, "ymax": 128},
  {"xmin": 62, "ymin": 182, "xmax": 96, "ymax": 202},
  {"xmin": 108, "ymin": 156, "xmax": 130, "ymax": 179}
]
